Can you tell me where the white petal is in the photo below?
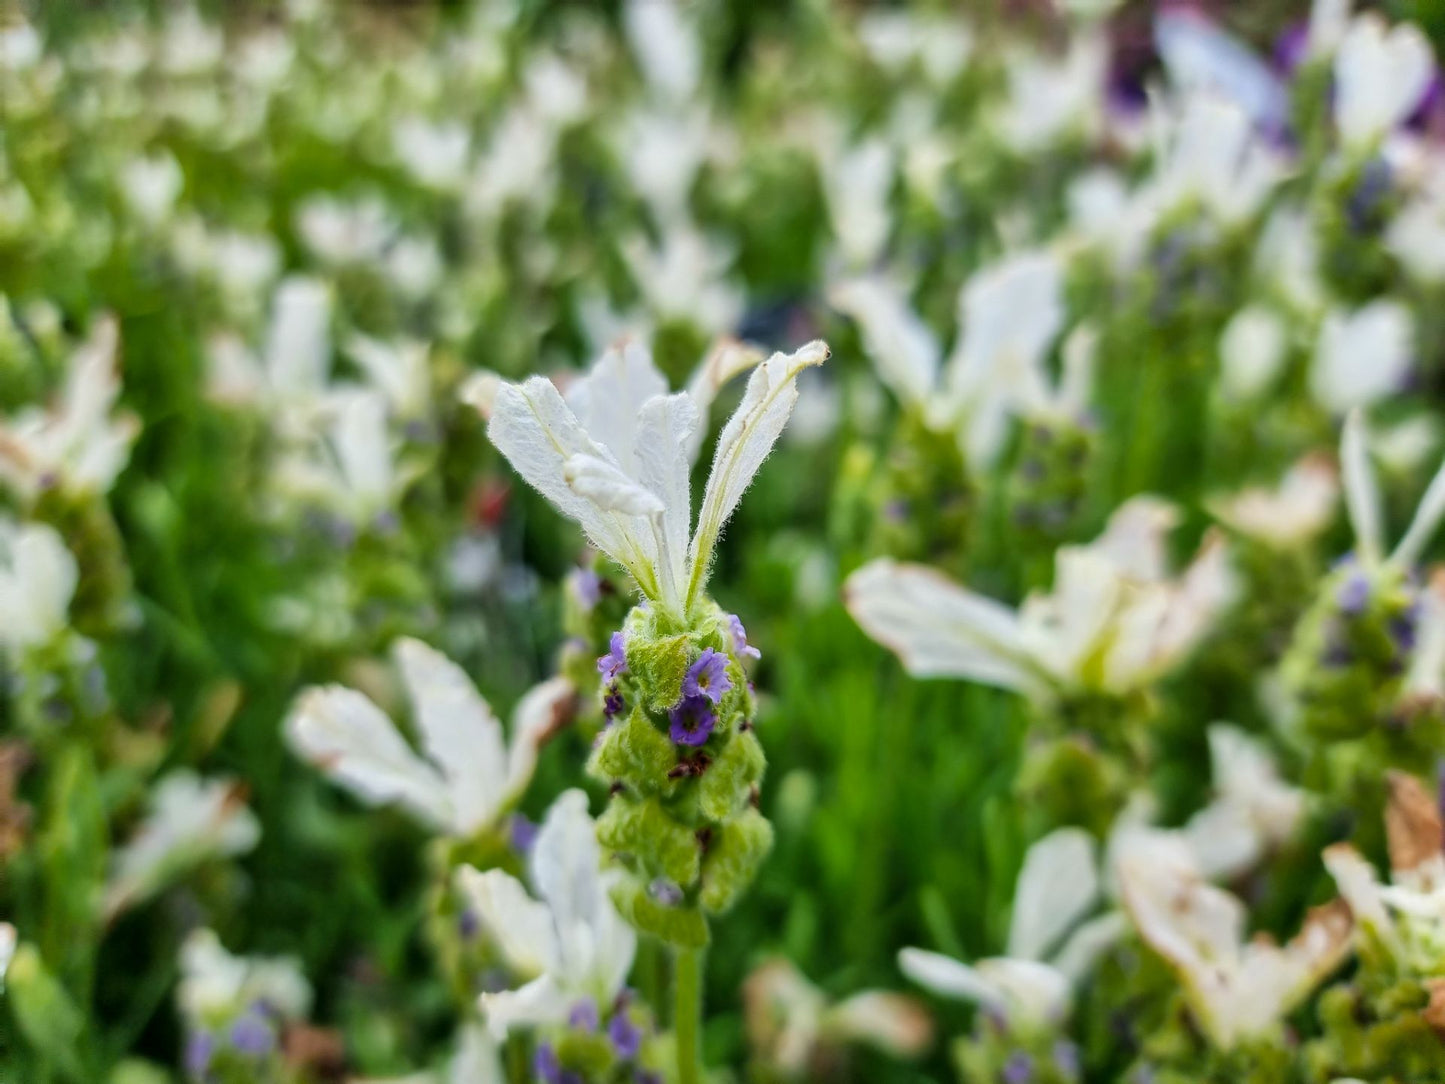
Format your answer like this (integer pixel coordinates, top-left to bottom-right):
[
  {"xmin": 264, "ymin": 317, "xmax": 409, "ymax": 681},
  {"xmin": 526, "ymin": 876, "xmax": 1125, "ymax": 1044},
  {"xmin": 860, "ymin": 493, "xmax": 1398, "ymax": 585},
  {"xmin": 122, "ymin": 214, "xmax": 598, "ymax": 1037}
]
[
  {"xmin": 1341, "ymin": 409, "xmax": 1386, "ymax": 566},
  {"xmin": 504, "ymin": 676, "xmax": 576, "ymax": 800},
  {"xmin": 829, "ymin": 277, "xmax": 941, "ymax": 408},
  {"xmin": 823, "ymin": 991, "xmax": 933, "ymax": 1059},
  {"xmin": 1335, "ymin": 14, "xmax": 1433, "ymax": 148},
  {"xmin": 1008, "ymin": 828, "xmax": 1100, "ymax": 961},
  {"xmin": 264, "ymin": 276, "xmax": 332, "ymax": 396},
  {"xmin": 563, "ymin": 341, "xmax": 668, "ymax": 474},
  {"xmin": 897, "ymin": 948, "xmax": 1005, "ymax": 1010},
  {"xmin": 844, "ymin": 558, "xmax": 1047, "ymax": 695},
  {"xmin": 478, "ymin": 973, "xmax": 570, "ymax": 1041},
  {"xmin": 1311, "ymin": 302, "xmax": 1414, "ymax": 415},
  {"xmin": 393, "ymin": 639, "xmax": 509, "ymax": 835},
  {"xmin": 1050, "ymin": 911, "xmax": 1129, "ymax": 985},
  {"xmin": 563, "ymin": 454, "xmax": 665, "ymax": 516},
  {"xmin": 682, "ymin": 340, "xmax": 765, "ymax": 461},
  {"xmin": 633, "ymin": 394, "xmax": 699, "ymax": 611},
  {"xmin": 687, "ymin": 341, "xmax": 829, "ymax": 607},
  {"xmin": 1392, "ymin": 448, "xmax": 1445, "ymax": 568},
  {"xmin": 285, "ymin": 686, "xmax": 451, "ymax": 831},
  {"xmin": 448, "ymin": 1024, "xmax": 504, "ymax": 1084},
  {"xmin": 455, "ymin": 866, "xmax": 559, "ymax": 978}
]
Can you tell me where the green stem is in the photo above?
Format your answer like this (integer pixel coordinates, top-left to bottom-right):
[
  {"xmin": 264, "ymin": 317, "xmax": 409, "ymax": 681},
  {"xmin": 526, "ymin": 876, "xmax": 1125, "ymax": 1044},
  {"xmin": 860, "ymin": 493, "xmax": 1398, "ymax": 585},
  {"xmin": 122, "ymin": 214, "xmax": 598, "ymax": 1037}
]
[{"xmin": 673, "ymin": 945, "xmax": 704, "ymax": 1084}]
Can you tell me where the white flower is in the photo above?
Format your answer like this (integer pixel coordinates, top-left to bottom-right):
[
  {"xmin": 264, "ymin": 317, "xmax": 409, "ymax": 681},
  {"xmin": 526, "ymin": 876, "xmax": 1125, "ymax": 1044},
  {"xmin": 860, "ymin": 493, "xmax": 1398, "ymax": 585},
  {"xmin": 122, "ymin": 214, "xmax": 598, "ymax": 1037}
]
[
  {"xmin": 1387, "ymin": 172, "xmax": 1445, "ymax": 282},
  {"xmin": 1207, "ymin": 455, "xmax": 1339, "ymax": 550},
  {"xmin": 206, "ymin": 275, "xmax": 333, "ymax": 409},
  {"xmin": 1218, "ymin": 305, "xmax": 1288, "ymax": 401},
  {"xmin": 815, "ymin": 134, "xmax": 895, "ymax": 269},
  {"xmin": 900, "ymin": 829, "xmax": 1126, "ymax": 1025},
  {"xmin": 623, "ymin": 0, "xmax": 701, "ymax": 100},
  {"xmin": 345, "ymin": 334, "xmax": 431, "ymax": 420},
  {"xmin": 0, "ymin": 519, "xmax": 77, "ymax": 653},
  {"xmin": 1180, "ymin": 724, "xmax": 1309, "ymax": 881},
  {"xmin": 994, "ymin": 38, "xmax": 1104, "ymax": 153},
  {"xmin": 177, "ymin": 928, "xmax": 312, "ymax": 1023},
  {"xmin": 1144, "ymin": 91, "xmax": 1284, "ymax": 226},
  {"xmin": 846, "ymin": 496, "xmax": 1236, "ymax": 701},
  {"xmin": 478, "ymin": 338, "xmax": 827, "ymax": 621},
  {"xmin": 0, "ymin": 922, "xmax": 14, "ymax": 989},
  {"xmin": 1307, "ymin": 0, "xmax": 1352, "ymax": 59},
  {"xmin": 1324, "ymin": 771, "xmax": 1445, "ymax": 973},
  {"xmin": 287, "ymin": 638, "xmax": 574, "ymax": 838},
  {"xmin": 620, "ymin": 105, "xmax": 714, "ymax": 225},
  {"xmin": 1255, "ymin": 205, "xmax": 1326, "ymax": 317},
  {"xmin": 622, "ymin": 220, "xmax": 742, "ymax": 336},
  {"xmin": 1155, "ymin": 9, "xmax": 1288, "ymax": 131},
  {"xmin": 1311, "ymin": 301, "xmax": 1414, "ymax": 414},
  {"xmin": 856, "ymin": 11, "xmax": 972, "ymax": 84},
  {"xmin": 104, "ymin": 772, "xmax": 261, "ymax": 920},
  {"xmin": 828, "ymin": 276, "xmax": 941, "ymax": 412},
  {"xmin": 295, "ymin": 194, "xmax": 396, "ymax": 266},
  {"xmin": 0, "ymin": 317, "xmax": 139, "ymax": 502},
  {"xmin": 393, "ymin": 116, "xmax": 471, "ymax": 193},
  {"xmin": 119, "ymin": 151, "xmax": 184, "ymax": 227},
  {"xmin": 457, "ymin": 790, "xmax": 635, "ymax": 1040},
  {"xmin": 1116, "ymin": 830, "xmax": 1352, "ymax": 1050},
  {"xmin": 743, "ymin": 957, "xmax": 933, "ymax": 1075},
  {"xmin": 1334, "ymin": 13, "xmax": 1433, "ymax": 150},
  {"xmin": 1338, "ymin": 409, "xmax": 1445, "ymax": 574}
]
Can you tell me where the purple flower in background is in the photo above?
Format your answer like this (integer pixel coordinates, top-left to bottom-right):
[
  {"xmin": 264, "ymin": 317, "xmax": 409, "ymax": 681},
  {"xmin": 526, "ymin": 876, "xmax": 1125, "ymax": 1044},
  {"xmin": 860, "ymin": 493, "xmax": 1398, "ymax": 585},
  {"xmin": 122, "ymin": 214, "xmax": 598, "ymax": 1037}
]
[
  {"xmin": 570, "ymin": 567, "xmax": 602, "ymax": 611},
  {"xmin": 534, "ymin": 1043, "xmax": 563, "ymax": 1084},
  {"xmin": 1002, "ymin": 1051, "xmax": 1034, "ymax": 1084},
  {"xmin": 598, "ymin": 631, "xmax": 628, "ymax": 681},
  {"xmin": 229, "ymin": 1009, "xmax": 275, "ymax": 1057},
  {"xmin": 727, "ymin": 614, "xmax": 761, "ymax": 660},
  {"xmin": 682, "ymin": 648, "xmax": 732, "ymax": 704},
  {"xmin": 184, "ymin": 1031, "xmax": 215, "ymax": 1078},
  {"xmin": 569, "ymin": 997, "xmax": 599, "ymax": 1031},
  {"xmin": 668, "ymin": 696, "xmax": 716, "ymax": 746},
  {"xmin": 1336, "ymin": 573, "xmax": 1370, "ymax": 616},
  {"xmin": 509, "ymin": 813, "xmax": 539, "ymax": 857},
  {"xmin": 609, "ymin": 1010, "xmax": 642, "ymax": 1059},
  {"xmin": 1053, "ymin": 1039, "xmax": 1081, "ymax": 1080}
]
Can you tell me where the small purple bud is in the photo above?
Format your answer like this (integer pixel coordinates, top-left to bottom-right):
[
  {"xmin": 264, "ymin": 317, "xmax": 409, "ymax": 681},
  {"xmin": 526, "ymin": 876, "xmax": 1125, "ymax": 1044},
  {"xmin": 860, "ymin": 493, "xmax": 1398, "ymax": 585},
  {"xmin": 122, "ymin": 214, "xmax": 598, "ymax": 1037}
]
[
  {"xmin": 509, "ymin": 813, "xmax": 539, "ymax": 857},
  {"xmin": 229, "ymin": 1010, "xmax": 275, "ymax": 1057},
  {"xmin": 184, "ymin": 1031, "xmax": 215, "ymax": 1077},
  {"xmin": 569, "ymin": 997, "xmax": 599, "ymax": 1032},
  {"xmin": 1336, "ymin": 574, "xmax": 1370, "ymax": 616},
  {"xmin": 598, "ymin": 631, "xmax": 628, "ymax": 681},
  {"xmin": 667, "ymin": 695, "xmax": 716, "ymax": 746},
  {"xmin": 1002, "ymin": 1051, "xmax": 1034, "ymax": 1084},
  {"xmin": 534, "ymin": 1042, "xmax": 563, "ymax": 1084},
  {"xmin": 682, "ymin": 648, "xmax": 732, "ymax": 704},
  {"xmin": 458, "ymin": 906, "xmax": 480, "ymax": 940},
  {"xmin": 609, "ymin": 1009, "xmax": 643, "ymax": 1059},
  {"xmin": 727, "ymin": 614, "xmax": 761, "ymax": 660}
]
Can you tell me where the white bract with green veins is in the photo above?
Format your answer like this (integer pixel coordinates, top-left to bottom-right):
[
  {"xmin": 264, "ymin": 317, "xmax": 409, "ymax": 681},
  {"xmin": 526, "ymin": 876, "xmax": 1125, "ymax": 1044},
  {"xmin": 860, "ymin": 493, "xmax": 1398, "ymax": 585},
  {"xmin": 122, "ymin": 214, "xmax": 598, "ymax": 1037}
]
[{"xmin": 477, "ymin": 339, "xmax": 828, "ymax": 623}]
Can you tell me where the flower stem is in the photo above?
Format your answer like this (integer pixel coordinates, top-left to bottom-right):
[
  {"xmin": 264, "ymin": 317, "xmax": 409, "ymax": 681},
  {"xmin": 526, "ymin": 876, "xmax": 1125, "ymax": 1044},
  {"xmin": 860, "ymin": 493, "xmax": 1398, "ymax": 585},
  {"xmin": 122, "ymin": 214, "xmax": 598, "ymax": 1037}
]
[{"xmin": 673, "ymin": 945, "xmax": 705, "ymax": 1084}]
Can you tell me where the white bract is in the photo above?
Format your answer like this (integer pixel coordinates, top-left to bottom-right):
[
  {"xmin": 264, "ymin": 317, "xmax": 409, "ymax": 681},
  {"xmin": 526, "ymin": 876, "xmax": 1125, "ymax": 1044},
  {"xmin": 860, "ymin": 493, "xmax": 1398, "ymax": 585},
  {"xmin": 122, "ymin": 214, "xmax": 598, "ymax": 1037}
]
[
  {"xmin": 456, "ymin": 789, "xmax": 635, "ymax": 1040},
  {"xmin": 899, "ymin": 828, "xmax": 1126, "ymax": 1026},
  {"xmin": 1333, "ymin": 13, "xmax": 1433, "ymax": 150},
  {"xmin": 177, "ymin": 928, "xmax": 312, "ymax": 1023},
  {"xmin": 1338, "ymin": 409, "xmax": 1445, "ymax": 575},
  {"xmin": 1116, "ymin": 831, "xmax": 1352, "ymax": 1050},
  {"xmin": 287, "ymin": 638, "xmax": 574, "ymax": 839},
  {"xmin": 0, "ymin": 317, "xmax": 139, "ymax": 502},
  {"xmin": 103, "ymin": 772, "xmax": 260, "ymax": 920},
  {"xmin": 1324, "ymin": 771, "xmax": 1445, "ymax": 974},
  {"xmin": 743, "ymin": 957, "xmax": 932, "ymax": 1075},
  {"xmin": 477, "ymin": 338, "xmax": 827, "ymax": 621},
  {"xmin": 846, "ymin": 497, "xmax": 1236, "ymax": 702},
  {"xmin": 1218, "ymin": 304, "xmax": 1288, "ymax": 401},
  {"xmin": 831, "ymin": 251, "xmax": 1072, "ymax": 468},
  {"xmin": 1311, "ymin": 301, "xmax": 1414, "ymax": 415},
  {"xmin": 0, "ymin": 519, "xmax": 77, "ymax": 654},
  {"xmin": 1207, "ymin": 455, "xmax": 1339, "ymax": 551},
  {"xmin": 1180, "ymin": 724, "xmax": 1309, "ymax": 881},
  {"xmin": 0, "ymin": 922, "xmax": 14, "ymax": 989}
]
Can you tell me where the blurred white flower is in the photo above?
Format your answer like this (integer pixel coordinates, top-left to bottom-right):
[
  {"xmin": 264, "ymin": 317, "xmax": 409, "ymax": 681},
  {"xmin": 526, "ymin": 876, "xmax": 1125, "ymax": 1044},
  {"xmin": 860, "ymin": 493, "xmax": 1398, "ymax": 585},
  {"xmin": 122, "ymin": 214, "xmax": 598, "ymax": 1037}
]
[
  {"xmin": 1387, "ymin": 172, "xmax": 1445, "ymax": 283},
  {"xmin": 1255, "ymin": 205, "xmax": 1327, "ymax": 317},
  {"xmin": 1219, "ymin": 304, "xmax": 1288, "ymax": 401},
  {"xmin": 0, "ymin": 922, "xmax": 14, "ymax": 988},
  {"xmin": 1338, "ymin": 409, "xmax": 1445, "ymax": 579},
  {"xmin": 994, "ymin": 38, "xmax": 1104, "ymax": 153},
  {"xmin": 623, "ymin": 0, "xmax": 701, "ymax": 100},
  {"xmin": 295, "ymin": 194, "xmax": 396, "ymax": 266},
  {"xmin": 814, "ymin": 131, "xmax": 895, "ymax": 270},
  {"xmin": 847, "ymin": 496, "xmax": 1237, "ymax": 701},
  {"xmin": 0, "ymin": 317, "xmax": 139, "ymax": 502},
  {"xmin": 1155, "ymin": 9, "xmax": 1287, "ymax": 131},
  {"xmin": 287, "ymin": 638, "xmax": 574, "ymax": 838},
  {"xmin": 478, "ymin": 338, "xmax": 824, "ymax": 620},
  {"xmin": 178, "ymin": 928, "xmax": 312, "ymax": 1023},
  {"xmin": 1307, "ymin": 0, "xmax": 1352, "ymax": 59},
  {"xmin": 621, "ymin": 105, "xmax": 713, "ymax": 224},
  {"xmin": 104, "ymin": 772, "xmax": 260, "ymax": 920},
  {"xmin": 207, "ymin": 275, "xmax": 333, "ymax": 409},
  {"xmin": 119, "ymin": 151, "xmax": 184, "ymax": 228},
  {"xmin": 393, "ymin": 116, "xmax": 471, "ymax": 193},
  {"xmin": 622, "ymin": 220, "xmax": 742, "ymax": 337},
  {"xmin": 900, "ymin": 828, "xmax": 1126, "ymax": 1025},
  {"xmin": 1311, "ymin": 301, "xmax": 1413, "ymax": 415},
  {"xmin": 345, "ymin": 334, "xmax": 431, "ymax": 420},
  {"xmin": 457, "ymin": 789, "xmax": 636, "ymax": 1039},
  {"xmin": 1116, "ymin": 831, "xmax": 1352, "ymax": 1049},
  {"xmin": 1334, "ymin": 13, "xmax": 1433, "ymax": 150},
  {"xmin": 1207, "ymin": 455, "xmax": 1338, "ymax": 550},
  {"xmin": 0, "ymin": 519, "xmax": 77, "ymax": 654},
  {"xmin": 1180, "ymin": 724, "xmax": 1309, "ymax": 880},
  {"xmin": 1145, "ymin": 91, "xmax": 1284, "ymax": 226},
  {"xmin": 856, "ymin": 10, "xmax": 972, "ymax": 85},
  {"xmin": 743, "ymin": 957, "xmax": 932, "ymax": 1075}
]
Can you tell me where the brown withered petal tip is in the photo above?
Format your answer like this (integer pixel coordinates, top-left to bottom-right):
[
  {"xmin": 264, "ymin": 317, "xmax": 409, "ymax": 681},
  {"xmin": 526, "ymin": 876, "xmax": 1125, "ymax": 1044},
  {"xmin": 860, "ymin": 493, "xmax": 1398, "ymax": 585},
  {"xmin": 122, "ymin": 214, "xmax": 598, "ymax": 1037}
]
[
  {"xmin": 1385, "ymin": 770, "xmax": 1444, "ymax": 876},
  {"xmin": 1423, "ymin": 978, "xmax": 1445, "ymax": 1037}
]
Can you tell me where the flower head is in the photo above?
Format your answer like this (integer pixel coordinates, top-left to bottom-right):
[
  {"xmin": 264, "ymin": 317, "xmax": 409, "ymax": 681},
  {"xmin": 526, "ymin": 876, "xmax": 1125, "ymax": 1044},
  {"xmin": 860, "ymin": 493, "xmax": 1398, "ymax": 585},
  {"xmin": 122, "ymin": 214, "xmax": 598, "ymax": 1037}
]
[
  {"xmin": 668, "ymin": 695, "xmax": 717, "ymax": 747},
  {"xmin": 682, "ymin": 648, "xmax": 732, "ymax": 704}
]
